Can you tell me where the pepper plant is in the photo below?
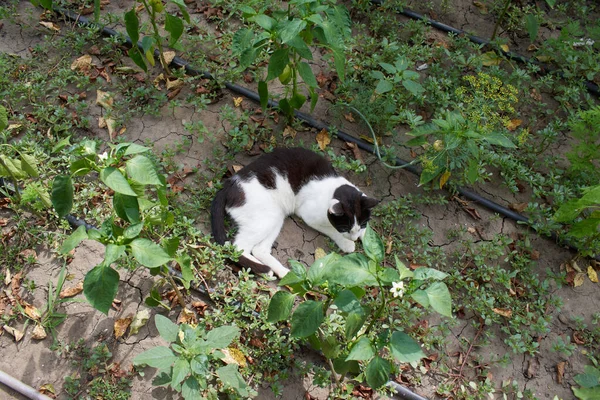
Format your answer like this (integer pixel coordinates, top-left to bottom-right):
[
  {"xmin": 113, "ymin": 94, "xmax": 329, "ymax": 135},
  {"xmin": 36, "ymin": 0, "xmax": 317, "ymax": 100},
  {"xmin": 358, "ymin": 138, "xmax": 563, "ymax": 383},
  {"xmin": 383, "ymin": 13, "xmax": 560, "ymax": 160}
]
[
  {"xmin": 267, "ymin": 226, "xmax": 452, "ymax": 391},
  {"xmin": 52, "ymin": 141, "xmax": 193, "ymax": 314},
  {"xmin": 232, "ymin": 0, "xmax": 351, "ymax": 121}
]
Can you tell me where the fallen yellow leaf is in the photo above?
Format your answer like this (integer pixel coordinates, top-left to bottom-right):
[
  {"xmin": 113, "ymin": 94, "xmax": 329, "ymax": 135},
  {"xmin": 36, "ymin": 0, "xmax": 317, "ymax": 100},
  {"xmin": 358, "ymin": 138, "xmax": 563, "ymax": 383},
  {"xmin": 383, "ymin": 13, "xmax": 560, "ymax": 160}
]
[
  {"xmin": 233, "ymin": 97, "xmax": 243, "ymax": 107},
  {"xmin": 574, "ymin": 272, "xmax": 585, "ymax": 287},
  {"xmin": 71, "ymin": 54, "xmax": 93, "ymax": 72},
  {"xmin": 222, "ymin": 347, "xmax": 247, "ymax": 367},
  {"xmin": 3, "ymin": 325, "xmax": 24, "ymax": 342},
  {"xmin": 472, "ymin": 0, "xmax": 488, "ymax": 14},
  {"xmin": 316, "ymin": 128, "xmax": 331, "ymax": 151},
  {"xmin": 481, "ymin": 51, "xmax": 502, "ymax": 66},
  {"xmin": 506, "ymin": 119, "xmax": 522, "ymax": 131},
  {"xmin": 588, "ymin": 266, "xmax": 598, "ymax": 283},
  {"xmin": 314, "ymin": 248, "xmax": 326, "ymax": 260},
  {"xmin": 492, "ymin": 308, "xmax": 513, "ymax": 318},
  {"xmin": 162, "ymin": 51, "xmax": 176, "ymax": 65},
  {"xmin": 114, "ymin": 315, "xmax": 133, "ymax": 339},
  {"xmin": 32, "ymin": 323, "xmax": 47, "ymax": 340},
  {"xmin": 39, "ymin": 21, "xmax": 60, "ymax": 32},
  {"xmin": 166, "ymin": 77, "xmax": 184, "ymax": 91},
  {"xmin": 60, "ymin": 282, "xmax": 83, "ymax": 298},
  {"xmin": 500, "ymin": 44, "xmax": 509, "ymax": 52},
  {"xmin": 96, "ymin": 90, "xmax": 114, "ymax": 109},
  {"xmin": 129, "ymin": 309, "xmax": 151, "ymax": 336},
  {"xmin": 24, "ymin": 304, "xmax": 41, "ymax": 321},
  {"xmin": 439, "ymin": 170, "xmax": 451, "ymax": 189},
  {"xmin": 177, "ymin": 307, "xmax": 196, "ymax": 325},
  {"xmin": 283, "ymin": 125, "xmax": 296, "ymax": 139}
]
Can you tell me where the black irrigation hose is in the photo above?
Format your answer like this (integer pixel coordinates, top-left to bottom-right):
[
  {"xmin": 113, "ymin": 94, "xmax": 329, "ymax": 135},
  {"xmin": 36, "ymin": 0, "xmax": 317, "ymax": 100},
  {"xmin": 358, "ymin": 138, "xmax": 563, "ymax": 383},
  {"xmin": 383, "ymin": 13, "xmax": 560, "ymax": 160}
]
[
  {"xmin": 369, "ymin": 0, "xmax": 600, "ymax": 96},
  {"xmin": 54, "ymin": 7, "xmax": 599, "ymax": 260}
]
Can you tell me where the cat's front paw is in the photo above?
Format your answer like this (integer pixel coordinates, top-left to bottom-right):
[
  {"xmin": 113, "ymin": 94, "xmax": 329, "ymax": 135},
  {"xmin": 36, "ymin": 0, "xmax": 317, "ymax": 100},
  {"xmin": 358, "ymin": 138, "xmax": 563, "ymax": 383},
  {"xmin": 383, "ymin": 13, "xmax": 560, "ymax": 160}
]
[
  {"xmin": 337, "ymin": 239, "xmax": 356, "ymax": 253},
  {"xmin": 273, "ymin": 266, "xmax": 290, "ymax": 279}
]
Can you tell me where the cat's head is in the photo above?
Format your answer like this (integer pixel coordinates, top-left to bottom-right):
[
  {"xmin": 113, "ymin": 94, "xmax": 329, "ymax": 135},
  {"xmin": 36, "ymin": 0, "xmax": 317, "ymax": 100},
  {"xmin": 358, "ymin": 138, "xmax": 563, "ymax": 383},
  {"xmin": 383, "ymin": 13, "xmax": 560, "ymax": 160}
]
[{"xmin": 327, "ymin": 185, "xmax": 379, "ymax": 241}]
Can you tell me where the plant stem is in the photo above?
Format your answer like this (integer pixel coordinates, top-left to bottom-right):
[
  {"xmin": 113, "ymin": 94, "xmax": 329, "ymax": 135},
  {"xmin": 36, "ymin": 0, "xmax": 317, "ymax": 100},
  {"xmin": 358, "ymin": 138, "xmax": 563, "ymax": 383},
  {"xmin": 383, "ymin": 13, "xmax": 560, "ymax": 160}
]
[
  {"xmin": 141, "ymin": 0, "xmax": 172, "ymax": 76},
  {"xmin": 491, "ymin": 0, "xmax": 511, "ymax": 41},
  {"xmin": 317, "ymin": 328, "xmax": 342, "ymax": 389},
  {"xmin": 164, "ymin": 270, "xmax": 186, "ymax": 308}
]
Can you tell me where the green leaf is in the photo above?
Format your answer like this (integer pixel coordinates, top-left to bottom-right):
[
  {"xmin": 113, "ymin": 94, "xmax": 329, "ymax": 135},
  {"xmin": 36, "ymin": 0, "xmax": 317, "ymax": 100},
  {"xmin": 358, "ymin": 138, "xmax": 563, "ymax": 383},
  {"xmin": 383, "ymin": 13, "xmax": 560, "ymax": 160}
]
[
  {"xmin": 325, "ymin": 253, "xmax": 376, "ymax": 286},
  {"xmin": 333, "ymin": 289, "xmax": 362, "ymax": 314},
  {"xmin": 573, "ymin": 386, "xmax": 600, "ymax": 400},
  {"xmin": 250, "ymin": 14, "xmax": 275, "ymax": 31},
  {"xmin": 155, "ymin": 314, "xmax": 179, "ymax": 343},
  {"xmin": 123, "ymin": 222, "xmax": 144, "ymax": 240},
  {"xmin": 581, "ymin": 185, "xmax": 600, "ymax": 204},
  {"xmin": 51, "ymin": 175, "xmax": 73, "ymax": 218},
  {"xmin": 83, "ymin": 265, "xmax": 119, "ymax": 314},
  {"xmin": 413, "ymin": 267, "xmax": 448, "ymax": 281},
  {"xmin": 322, "ymin": 335, "xmax": 341, "ymax": 359},
  {"xmin": 289, "ymin": 91, "xmax": 306, "ymax": 110},
  {"xmin": 279, "ymin": 270, "xmax": 303, "ymax": 286},
  {"xmin": 425, "ymin": 281, "xmax": 452, "ymax": 317},
  {"xmin": 333, "ymin": 49, "xmax": 346, "ymax": 81},
  {"xmin": 60, "ymin": 225, "xmax": 88, "ymax": 254},
  {"xmin": 485, "ymin": 132, "xmax": 516, "ymax": 148},
  {"xmin": 411, "ymin": 290, "xmax": 429, "ymax": 308},
  {"xmin": 345, "ymin": 311, "xmax": 366, "ymax": 339},
  {"xmin": 568, "ymin": 218, "xmax": 600, "ymax": 238},
  {"xmin": 113, "ymin": 193, "xmax": 140, "ymax": 223},
  {"xmin": 287, "ymin": 36, "xmax": 313, "ymax": 59},
  {"xmin": 279, "ymin": 19, "xmax": 307, "ymax": 44},
  {"xmin": 258, "ymin": 80, "xmax": 269, "ymax": 110},
  {"xmin": 0, "ymin": 105, "xmax": 7, "ymax": 131},
  {"xmin": 19, "ymin": 153, "xmax": 39, "ymax": 178},
  {"xmin": 232, "ymin": 28, "xmax": 254, "ymax": 55},
  {"xmin": 390, "ymin": 331, "xmax": 425, "ymax": 363},
  {"xmin": 126, "ymin": 155, "xmax": 162, "ymax": 186},
  {"xmin": 402, "ymin": 79, "xmax": 425, "ymax": 96},
  {"xmin": 346, "ymin": 336, "xmax": 375, "ymax": 361},
  {"xmin": 375, "ymin": 79, "xmax": 393, "ymax": 94},
  {"xmin": 267, "ymin": 291, "xmax": 296, "ymax": 323},
  {"xmin": 104, "ymin": 244, "xmax": 126, "ymax": 266},
  {"xmin": 217, "ymin": 364, "xmax": 249, "ymax": 396},
  {"xmin": 124, "ymin": 9, "xmax": 140, "ymax": 44},
  {"xmin": 129, "ymin": 238, "xmax": 172, "ymax": 268},
  {"xmin": 525, "ymin": 14, "xmax": 539, "ymax": 43},
  {"xmin": 545, "ymin": 0, "xmax": 556, "ymax": 7},
  {"xmin": 574, "ymin": 366, "xmax": 600, "ymax": 388},
  {"xmin": 291, "ymin": 300, "xmax": 324, "ymax": 338},
  {"xmin": 554, "ymin": 198, "xmax": 583, "ymax": 222},
  {"xmin": 307, "ymin": 252, "xmax": 340, "ymax": 285},
  {"xmin": 298, "ymin": 62, "xmax": 318, "ymax": 88},
  {"xmin": 205, "ymin": 325, "xmax": 239, "ymax": 349},
  {"xmin": 379, "ymin": 268, "xmax": 400, "ymax": 284},
  {"xmin": 100, "ymin": 167, "xmax": 137, "ymax": 196},
  {"xmin": 467, "ymin": 158, "xmax": 479, "ymax": 184},
  {"xmin": 128, "ymin": 47, "xmax": 147, "ymax": 71},
  {"xmin": 165, "ymin": 13, "xmax": 184, "ymax": 47},
  {"xmin": 170, "ymin": 0, "xmax": 190, "ymax": 23},
  {"xmin": 133, "ymin": 346, "xmax": 177, "ymax": 371},
  {"xmin": 266, "ymin": 48, "xmax": 289, "ymax": 81},
  {"xmin": 171, "ymin": 358, "xmax": 191, "ymax": 389},
  {"xmin": 379, "ymin": 62, "xmax": 396, "ymax": 74},
  {"xmin": 51, "ymin": 136, "xmax": 71, "ymax": 154},
  {"xmin": 181, "ymin": 376, "xmax": 201, "ymax": 400},
  {"xmin": 362, "ymin": 225, "xmax": 384, "ymax": 263},
  {"xmin": 365, "ymin": 356, "xmax": 390, "ymax": 389}
]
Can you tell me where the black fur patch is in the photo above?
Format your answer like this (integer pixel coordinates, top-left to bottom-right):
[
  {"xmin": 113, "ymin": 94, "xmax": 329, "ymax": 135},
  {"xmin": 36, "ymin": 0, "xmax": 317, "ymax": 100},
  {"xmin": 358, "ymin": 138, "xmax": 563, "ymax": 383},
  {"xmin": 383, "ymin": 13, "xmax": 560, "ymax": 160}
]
[
  {"xmin": 328, "ymin": 185, "xmax": 379, "ymax": 233},
  {"xmin": 224, "ymin": 179, "xmax": 245, "ymax": 208},
  {"xmin": 235, "ymin": 147, "xmax": 337, "ymax": 193}
]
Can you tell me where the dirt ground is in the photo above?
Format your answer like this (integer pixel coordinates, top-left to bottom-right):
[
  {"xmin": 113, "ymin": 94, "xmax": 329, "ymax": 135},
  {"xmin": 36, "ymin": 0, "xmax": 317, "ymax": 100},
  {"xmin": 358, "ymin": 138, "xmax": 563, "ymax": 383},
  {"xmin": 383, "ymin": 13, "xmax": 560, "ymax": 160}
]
[{"xmin": 1, "ymin": 1, "xmax": 599, "ymax": 399}]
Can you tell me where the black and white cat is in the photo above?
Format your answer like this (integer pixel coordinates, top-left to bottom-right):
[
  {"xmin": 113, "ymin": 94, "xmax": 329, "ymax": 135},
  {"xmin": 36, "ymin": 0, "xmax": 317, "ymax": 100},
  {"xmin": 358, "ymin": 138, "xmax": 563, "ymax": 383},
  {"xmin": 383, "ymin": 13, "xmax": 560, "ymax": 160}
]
[{"xmin": 211, "ymin": 147, "xmax": 379, "ymax": 278}]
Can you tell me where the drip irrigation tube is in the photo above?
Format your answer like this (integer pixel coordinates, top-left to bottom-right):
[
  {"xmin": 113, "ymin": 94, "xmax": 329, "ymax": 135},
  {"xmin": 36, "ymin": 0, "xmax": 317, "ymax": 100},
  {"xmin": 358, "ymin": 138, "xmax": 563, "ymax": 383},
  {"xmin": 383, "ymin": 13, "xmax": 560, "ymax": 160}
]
[
  {"xmin": 369, "ymin": 0, "xmax": 600, "ymax": 96},
  {"xmin": 53, "ymin": 7, "xmax": 599, "ymax": 260},
  {"xmin": 0, "ymin": 370, "xmax": 53, "ymax": 400}
]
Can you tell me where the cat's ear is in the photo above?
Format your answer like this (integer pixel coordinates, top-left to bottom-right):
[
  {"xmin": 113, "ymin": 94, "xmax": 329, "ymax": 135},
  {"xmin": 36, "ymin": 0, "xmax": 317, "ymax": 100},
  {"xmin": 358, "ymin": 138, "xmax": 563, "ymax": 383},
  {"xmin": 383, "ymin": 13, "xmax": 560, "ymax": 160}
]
[
  {"xmin": 361, "ymin": 195, "xmax": 380, "ymax": 209},
  {"xmin": 328, "ymin": 199, "xmax": 344, "ymax": 216}
]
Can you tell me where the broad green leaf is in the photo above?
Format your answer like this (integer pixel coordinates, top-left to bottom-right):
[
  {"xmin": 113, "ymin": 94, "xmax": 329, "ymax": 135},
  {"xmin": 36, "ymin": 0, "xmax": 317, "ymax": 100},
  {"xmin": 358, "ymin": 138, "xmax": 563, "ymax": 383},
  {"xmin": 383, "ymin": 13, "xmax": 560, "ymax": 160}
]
[
  {"xmin": 266, "ymin": 48, "xmax": 289, "ymax": 81},
  {"xmin": 333, "ymin": 49, "xmax": 345, "ymax": 81},
  {"xmin": 375, "ymin": 79, "xmax": 393, "ymax": 94},
  {"xmin": 129, "ymin": 238, "xmax": 172, "ymax": 268},
  {"xmin": 379, "ymin": 268, "xmax": 400, "ymax": 284},
  {"xmin": 172, "ymin": 358, "xmax": 191, "ymax": 389},
  {"xmin": 425, "ymin": 281, "xmax": 452, "ymax": 317},
  {"xmin": 362, "ymin": 225, "xmax": 384, "ymax": 263},
  {"xmin": 298, "ymin": 62, "xmax": 318, "ymax": 88},
  {"xmin": 289, "ymin": 259, "xmax": 307, "ymax": 280},
  {"xmin": 345, "ymin": 311, "xmax": 366, "ymax": 339},
  {"xmin": 279, "ymin": 19, "xmax": 307, "ymax": 44},
  {"xmin": 322, "ymin": 334, "xmax": 341, "ymax": 359},
  {"xmin": 258, "ymin": 80, "xmax": 268, "ymax": 110},
  {"xmin": 217, "ymin": 364, "xmax": 249, "ymax": 396},
  {"xmin": 545, "ymin": 0, "xmax": 556, "ymax": 7},
  {"xmin": 206, "ymin": 325, "xmax": 240, "ymax": 349},
  {"xmin": 568, "ymin": 218, "xmax": 600, "ymax": 238},
  {"xmin": 0, "ymin": 105, "xmax": 7, "ymax": 131},
  {"xmin": 291, "ymin": 300, "xmax": 324, "ymax": 338},
  {"xmin": 411, "ymin": 290, "xmax": 430, "ymax": 307},
  {"xmin": 333, "ymin": 289, "xmax": 362, "ymax": 314},
  {"xmin": 402, "ymin": 79, "xmax": 425, "ymax": 96},
  {"xmin": 379, "ymin": 62, "xmax": 396, "ymax": 74},
  {"xmin": 390, "ymin": 331, "xmax": 425, "ymax": 363},
  {"xmin": 413, "ymin": 267, "xmax": 448, "ymax": 281},
  {"xmin": 573, "ymin": 386, "xmax": 600, "ymax": 400},
  {"xmin": 485, "ymin": 132, "xmax": 516, "ymax": 148},
  {"xmin": 51, "ymin": 175, "xmax": 74, "ymax": 218},
  {"xmin": 152, "ymin": 372, "xmax": 172, "ymax": 386},
  {"xmin": 365, "ymin": 356, "xmax": 390, "ymax": 389},
  {"xmin": 250, "ymin": 14, "xmax": 275, "ymax": 31},
  {"xmin": 346, "ymin": 336, "xmax": 375, "ymax": 361},
  {"xmin": 60, "ymin": 225, "xmax": 87, "ymax": 254},
  {"xmin": 113, "ymin": 193, "xmax": 140, "ymax": 223},
  {"xmin": 525, "ymin": 14, "xmax": 539, "ymax": 42},
  {"xmin": 83, "ymin": 265, "xmax": 119, "ymax": 314},
  {"xmin": 267, "ymin": 291, "xmax": 296, "ymax": 322},
  {"xmin": 123, "ymin": 143, "xmax": 150, "ymax": 155},
  {"xmin": 124, "ymin": 9, "xmax": 140, "ymax": 44},
  {"xmin": 126, "ymin": 155, "xmax": 162, "ymax": 186},
  {"xmin": 170, "ymin": 0, "xmax": 190, "ymax": 23},
  {"xmin": 19, "ymin": 153, "xmax": 38, "ymax": 178},
  {"xmin": 279, "ymin": 270, "xmax": 303, "ymax": 286},
  {"xmin": 574, "ymin": 366, "xmax": 600, "ymax": 388},
  {"xmin": 581, "ymin": 185, "xmax": 600, "ymax": 204},
  {"xmin": 289, "ymin": 91, "xmax": 306, "ymax": 109},
  {"xmin": 129, "ymin": 48, "xmax": 147, "ymax": 71},
  {"xmin": 51, "ymin": 136, "xmax": 71, "ymax": 154},
  {"xmin": 123, "ymin": 222, "xmax": 144, "ymax": 240},
  {"xmin": 165, "ymin": 13, "xmax": 184, "ymax": 47},
  {"xmin": 104, "ymin": 244, "xmax": 126, "ymax": 266},
  {"xmin": 133, "ymin": 346, "xmax": 177, "ymax": 371},
  {"xmin": 155, "ymin": 314, "xmax": 179, "ymax": 343},
  {"xmin": 467, "ymin": 158, "xmax": 479, "ymax": 184},
  {"xmin": 554, "ymin": 198, "xmax": 583, "ymax": 222},
  {"xmin": 287, "ymin": 36, "xmax": 313, "ymax": 59},
  {"xmin": 181, "ymin": 376, "xmax": 201, "ymax": 400},
  {"xmin": 100, "ymin": 167, "xmax": 137, "ymax": 196},
  {"xmin": 325, "ymin": 253, "xmax": 376, "ymax": 286},
  {"xmin": 307, "ymin": 252, "xmax": 340, "ymax": 285},
  {"xmin": 232, "ymin": 28, "xmax": 254, "ymax": 55},
  {"xmin": 333, "ymin": 357, "xmax": 360, "ymax": 375}
]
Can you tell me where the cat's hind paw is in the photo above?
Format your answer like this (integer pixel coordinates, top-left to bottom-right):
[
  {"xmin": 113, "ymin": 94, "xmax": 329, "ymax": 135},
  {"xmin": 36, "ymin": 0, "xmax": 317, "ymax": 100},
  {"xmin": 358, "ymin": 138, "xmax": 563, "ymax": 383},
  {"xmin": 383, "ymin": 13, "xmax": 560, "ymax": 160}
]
[{"xmin": 337, "ymin": 239, "xmax": 356, "ymax": 253}]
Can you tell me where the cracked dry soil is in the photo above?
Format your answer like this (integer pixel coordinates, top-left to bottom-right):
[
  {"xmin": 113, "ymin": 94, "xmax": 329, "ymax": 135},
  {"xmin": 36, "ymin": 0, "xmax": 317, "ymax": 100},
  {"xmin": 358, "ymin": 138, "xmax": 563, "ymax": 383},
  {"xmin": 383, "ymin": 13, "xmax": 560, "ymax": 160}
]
[{"xmin": 1, "ymin": 1, "xmax": 599, "ymax": 400}]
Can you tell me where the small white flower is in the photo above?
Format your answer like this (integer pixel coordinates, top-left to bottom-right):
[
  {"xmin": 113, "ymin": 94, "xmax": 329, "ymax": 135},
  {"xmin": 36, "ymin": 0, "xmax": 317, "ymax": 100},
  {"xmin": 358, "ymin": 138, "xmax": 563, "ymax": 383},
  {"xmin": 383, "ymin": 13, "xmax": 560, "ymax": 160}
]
[
  {"xmin": 390, "ymin": 281, "xmax": 404, "ymax": 298},
  {"xmin": 98, "ymin": 151, "xmax": 108, "ymax": 161}
]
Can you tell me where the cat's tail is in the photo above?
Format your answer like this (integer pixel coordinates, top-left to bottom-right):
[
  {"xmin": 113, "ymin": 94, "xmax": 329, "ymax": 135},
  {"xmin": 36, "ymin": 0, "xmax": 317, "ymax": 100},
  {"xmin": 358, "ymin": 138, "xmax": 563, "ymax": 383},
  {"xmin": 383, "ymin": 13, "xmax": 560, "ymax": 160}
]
[{"xmin": 210, "ymin": 183, "xmax": 272, "ymax": 275}]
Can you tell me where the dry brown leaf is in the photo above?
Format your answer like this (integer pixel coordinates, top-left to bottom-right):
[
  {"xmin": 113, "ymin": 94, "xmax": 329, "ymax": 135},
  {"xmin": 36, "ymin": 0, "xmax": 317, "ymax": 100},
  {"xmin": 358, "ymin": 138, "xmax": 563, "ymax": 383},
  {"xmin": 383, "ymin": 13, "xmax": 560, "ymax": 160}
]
[
  {"xmin": 39, "ymin": 383, "xmax": 55, "ymax": 397},
  {"xmin": 587, "ymin": 266, "xmax": 598, "ymax": 283},
  {"xmin": 166, "ymin": 78, "xmax": 184, "ymax": 91},
  {"xmin": 4, "ymin": 268, "xmax": 10, "ymax": 286},
  {"xmin": 530, "ymin": 88, "xmax": 542, "ymax": 102},
  {"xmin": 70, "ymin": 54, "xmax": 93, "ymax": 72},
  {"xmin": 162, "ymin": 51, "xmax": 176, "ymax": 65},
  {"xmin": 344, "ymin": 112, "xmax": 355, "ymax": 123},
  {"xmin": 492, "ymin": 308, "xmax": 513, "ymax": 318},
  {"xmin": 39, "ymin": 21, "xmax": 60, "ymax": 32},
  {"xmin": 60, "ymin": 282, "xmax": 83, "ymax": 298},
  {"xmin": 472, "ymin": 1, "xmax": 488, "ymax": 14},
  {"xmin": 508, "ymin": 203, "xmax": 528, "ymax": 213},
  {"xmin": 24, "ymin": 303, "xmax": 41, "ymax": 321},
  {"xmin": 556, "ymin": 361, "xmax": 566, "ymax": 384},
  {"xmin": 32, "ymin": 323, "xmax": 47, "ymax": 340},
  {"xmin": 167, "ymin": 87, "xmax": 183, "ymax": 100},
  {"xmin": 316, "ymin": 129, "xmax": 331, "ymax": 151},
  {"xmin": 114, "ymin": 316, "xmax": 133, "ymax": 339},
  {"xmin": 105, "ymin": 118, "xmax": 117, "ymax": 139},
  {"xmin": 527, "ymin": 44, "xmax": 539, "ymax": 52},
  {"xmin": 153, "ymin": 73, "xmax": 166, "ymax": 89},
  {"xmin": 574, "ymin": 272, "xmax": 586, "ymax": 287},
  {"xmin": 19, "ymin": 248, "xmax": 37, "ymax": 261},
  {"xmin": 506, "ymin": 119, "xmax": 522, "ymax": 131},
  {"xmin": 96, "ymin": 90, "xmax": 114, "ymax": 109},
  {"xmin": 177, "ymin": 307, "xmax": 196, "ymax": 325},
  {"xmin": 3, "ymin": 325, "xmax": 24, "ymax": 342},
  {"xmin": 221, "ymin": 347, "xmax": 247, "ymax": 367},
  {"xmin": 467, "ymin": 227, "xmax": 477, "ymax": 234},
  {"xmin": 232, "ymin": 164, "xmax": 243, "ymax": 173},
  {"xmin": 283, "ymin": 125, "xmax": 296, "ymax": 139},
  {"xmin": 524, "ymin": 357, "xmax": 540, "ymax": 378},
  {"xmin": 233, "ymin": 97, "xmax": 243, "ymax": 108}
]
